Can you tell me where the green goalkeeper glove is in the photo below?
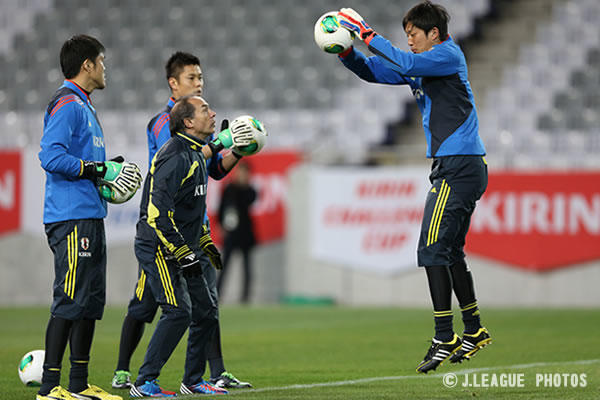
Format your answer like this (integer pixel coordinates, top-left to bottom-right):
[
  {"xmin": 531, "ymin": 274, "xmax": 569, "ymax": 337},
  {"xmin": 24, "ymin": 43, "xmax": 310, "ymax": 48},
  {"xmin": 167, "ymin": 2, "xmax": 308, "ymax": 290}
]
[
  {"xmin": 208, "ymin": 118, "xmax": 254, "ymax": 154},
  {"xmin": 100, "ymin": 162, "xmax": 142, "ymax": 195}
]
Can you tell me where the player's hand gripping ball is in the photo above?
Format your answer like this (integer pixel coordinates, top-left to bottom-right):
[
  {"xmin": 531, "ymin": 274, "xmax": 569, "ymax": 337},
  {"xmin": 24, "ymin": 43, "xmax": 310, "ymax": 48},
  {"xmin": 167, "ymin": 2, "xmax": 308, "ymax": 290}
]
[
  {"xmin": 231, "ymin": 115, "xmax": 267, "ymax": 156},
  {"xmin": 97, "ymin": 161, "xmax": 143, "ymax": 204},
  {"xmin": 314, "ymin": 11, "xmax": 355, "ymax": 54}
]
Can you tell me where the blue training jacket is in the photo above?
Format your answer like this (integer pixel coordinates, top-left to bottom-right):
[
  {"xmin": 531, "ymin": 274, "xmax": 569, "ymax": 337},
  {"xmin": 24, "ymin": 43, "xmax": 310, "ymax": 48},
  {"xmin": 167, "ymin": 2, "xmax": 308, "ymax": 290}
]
[
  {"xmin": 39, "ymin": 80, "xmax": 107, "ymax": 224},
  {"xmin": 146, "ymin": 97, "xmax": 229, "ymax": 227},
  {"xmin": 340, "ymin": 35, "xmax": 486, "ymax": 158}
]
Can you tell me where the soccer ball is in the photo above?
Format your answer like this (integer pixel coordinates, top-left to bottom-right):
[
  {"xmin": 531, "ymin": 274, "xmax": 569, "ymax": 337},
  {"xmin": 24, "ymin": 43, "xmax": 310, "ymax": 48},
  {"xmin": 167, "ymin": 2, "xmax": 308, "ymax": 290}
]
[
  {"xmin": 97, "ymin": 162, "xmax": 142, "ymax": 204},
  {"xmin": 314, "ymin": 11, "xmax": 355, "ymax": 54},
  {"xmin": 231, "ymin": 115, "xmax": 267, "ymax": 156},
  {"xmin": 18, "ymin": 350, "xmax": 44, "ymax": 386},
  {"xmin": 98, "ymin": 183, "xmax": 139, "ymax": 204}
]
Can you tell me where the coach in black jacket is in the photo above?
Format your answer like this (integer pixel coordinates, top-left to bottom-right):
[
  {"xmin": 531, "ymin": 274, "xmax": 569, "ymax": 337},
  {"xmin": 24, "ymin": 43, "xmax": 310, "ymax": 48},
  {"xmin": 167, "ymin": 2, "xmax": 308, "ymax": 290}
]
[{"xmin": 130, "ymin": 95, "xmax": 252, "ymax": 396}]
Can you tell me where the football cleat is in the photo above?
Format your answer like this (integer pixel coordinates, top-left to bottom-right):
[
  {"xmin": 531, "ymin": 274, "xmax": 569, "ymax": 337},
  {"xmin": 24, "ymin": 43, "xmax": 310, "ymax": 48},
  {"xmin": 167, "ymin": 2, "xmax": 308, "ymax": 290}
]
[
  {"xmin": 180, "ymin": 381, "xmax": 228, "ymax": 395},
  {"xmin": 71, "ymin": 384, "xmax": 122, "ymax": 400},
  {"xmin": 450, "ymin": 327, "xmax": 492, "ymax": 363},
  {"xmin": 37, "ymin": 386, "xmax": 78, "ymax": 400},
  {"xmin": 416, "ymin": 333, "xmax": 462, "ymax": 373},
  {"xmin": 111, "ymin": 370, "xmax": 132, "ymax": 389},
  {"xmin": 129, "ymin": 380, "xmax": 176, "ymax": 398},
  {"xmin": 210, "ymin": 372, "xmax": 252, "ymax": 389}
]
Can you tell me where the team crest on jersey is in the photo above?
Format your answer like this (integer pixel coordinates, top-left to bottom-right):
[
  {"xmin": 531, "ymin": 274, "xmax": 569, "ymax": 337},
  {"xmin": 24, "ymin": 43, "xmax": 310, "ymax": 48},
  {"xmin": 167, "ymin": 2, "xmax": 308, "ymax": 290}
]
[{"xmin": 79, "ymin": 238, "xmax": 92, "ymax": 257}]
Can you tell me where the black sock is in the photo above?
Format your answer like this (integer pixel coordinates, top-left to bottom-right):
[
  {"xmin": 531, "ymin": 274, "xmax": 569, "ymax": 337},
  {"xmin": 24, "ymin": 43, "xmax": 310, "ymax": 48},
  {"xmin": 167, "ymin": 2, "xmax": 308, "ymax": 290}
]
[
  {"xmin": 116, "ymin": 314, "xmax": 146, "ymax": 372},
  {"xmin": 68, "ymin": 319, "xmax": 95, "ymax": 393},
  {"xmin": 460, "ymin": 302, "xmax": 481, "ymax": 335},
  {"xmin": 208, "ymin": 325, "xmax": 225, "ymax": 379},
  {"xmin": 449, "ymin": 259, "xmax": 481, "ymax": 334},
  {"xmin": 39, "ymin": 315, "xmax": 73, "ymax": 395},
  {"xmin": 425, "ymin": 265, "xmax": 454, "ymax": 342}
]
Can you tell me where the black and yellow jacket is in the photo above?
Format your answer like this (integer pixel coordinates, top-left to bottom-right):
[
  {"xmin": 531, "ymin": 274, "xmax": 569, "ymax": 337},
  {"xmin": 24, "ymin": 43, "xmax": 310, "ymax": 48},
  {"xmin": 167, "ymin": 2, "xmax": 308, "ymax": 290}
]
[{"xmin": 135, "ymin": 131, "xmax": 208, "ymax": 258}]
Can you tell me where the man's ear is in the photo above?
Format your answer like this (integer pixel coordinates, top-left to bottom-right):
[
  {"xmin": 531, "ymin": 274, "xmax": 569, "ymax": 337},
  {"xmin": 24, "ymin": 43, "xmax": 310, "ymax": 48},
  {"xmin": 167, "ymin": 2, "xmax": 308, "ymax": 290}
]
[
  {"xmin": 168, "ymin": 77, "xmax": 178, "ymax": 92},
  {"xmin": 183, "ymin": 117, "xmax": 194, "ymax": 129},
  {"xmin": 81, "ymin": 59, "xmax": 93, "ymax": 73},
  {"xmin": 428, "ymin": 27, "xmax": 440, "ymax": 42}
]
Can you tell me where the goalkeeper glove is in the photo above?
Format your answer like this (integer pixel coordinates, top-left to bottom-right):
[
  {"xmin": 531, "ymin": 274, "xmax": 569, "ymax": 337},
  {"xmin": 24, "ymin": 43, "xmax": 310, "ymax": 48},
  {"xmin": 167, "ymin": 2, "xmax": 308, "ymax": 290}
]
[
  {"xmin": 101, "ymin": 162, "xmax": 142, "ymax": 195},
  {"xmin": 80, "ymin": 156, "xmax": 126, "ymax": 180},
  {"xmin": 208, "ymin": 119, "xmax": 232, "ymax": 153},
  {"xmin": 80, "ymin": 160, "xmax": 108, "ymax": 181},
  {"xmin": 199, "ymin": 233, "xmax": 223, "ymax": 270},
  {"xmin": 175, "ymin": 246, "xmax": 202, "ymax": 278},
  {"xmin": 208, "ymin": 118, "xmax": 254, "ymax": 153},
  {"xmin": 109, "ymin": 155, "xmax": 125, "ymax": 163},
  {"xmin": 81, "ymin": 156, "xmax": 142, "ymax": 193},
  {"xmin": 337, "ymin": 8, "xmax": 376, "ymax": 42}
]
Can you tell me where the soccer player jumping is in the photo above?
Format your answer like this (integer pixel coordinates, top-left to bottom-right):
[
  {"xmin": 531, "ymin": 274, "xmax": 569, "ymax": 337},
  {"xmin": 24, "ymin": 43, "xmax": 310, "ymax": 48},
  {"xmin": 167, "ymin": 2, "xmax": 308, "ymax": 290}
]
[{"xmin": 335, "ymin": 1, "xmax": 491, "ymax": 373}]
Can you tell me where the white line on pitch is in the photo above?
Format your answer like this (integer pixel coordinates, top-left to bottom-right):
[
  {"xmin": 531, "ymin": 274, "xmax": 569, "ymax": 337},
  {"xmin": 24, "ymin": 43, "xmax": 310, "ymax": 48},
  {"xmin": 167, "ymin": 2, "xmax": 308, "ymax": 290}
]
[{"xmin": 226, "ymin": 358, "xmax": 600, "ymax": 394}]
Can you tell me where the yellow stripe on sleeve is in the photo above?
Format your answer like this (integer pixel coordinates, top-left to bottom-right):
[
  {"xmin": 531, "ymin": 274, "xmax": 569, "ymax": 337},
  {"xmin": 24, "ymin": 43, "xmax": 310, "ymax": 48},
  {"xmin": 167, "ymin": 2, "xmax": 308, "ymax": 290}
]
[
  {"xmin": 135, "ymin": 270, "xmax": 146, "ymax": 301},
  {"xmin": 180, "ymin": 161, "xmax": 199, "ymax": 186},
  {"xmin": 147, "ymin": 175, "xmax": 177, "ymax": 254}
]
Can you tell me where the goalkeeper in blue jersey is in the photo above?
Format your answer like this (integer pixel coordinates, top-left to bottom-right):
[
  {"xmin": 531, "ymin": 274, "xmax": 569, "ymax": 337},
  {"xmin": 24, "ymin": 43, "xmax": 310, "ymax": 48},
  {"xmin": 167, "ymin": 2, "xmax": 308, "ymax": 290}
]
[
  {"xmin": 112, "ymin": 52, "xmax": 251, "ymax": 393},
  {"xmin": 335, "ymin": 1, "xmax": 491, "ymax": 373},
  {"xmin": 37, "ymin": 34, "xmax": 136, "ymax": 400}
]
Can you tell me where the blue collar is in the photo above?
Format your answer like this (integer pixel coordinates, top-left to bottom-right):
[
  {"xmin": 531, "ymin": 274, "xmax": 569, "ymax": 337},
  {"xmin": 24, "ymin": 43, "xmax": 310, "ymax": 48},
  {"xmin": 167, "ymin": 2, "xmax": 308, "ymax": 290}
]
[
  {"xmin": 63, "ymin": 80, "xmax": 92, "ymax": 105},
  {"xmin": 167, "ymin": 96, "xmax": 176, "ymax": 111}
]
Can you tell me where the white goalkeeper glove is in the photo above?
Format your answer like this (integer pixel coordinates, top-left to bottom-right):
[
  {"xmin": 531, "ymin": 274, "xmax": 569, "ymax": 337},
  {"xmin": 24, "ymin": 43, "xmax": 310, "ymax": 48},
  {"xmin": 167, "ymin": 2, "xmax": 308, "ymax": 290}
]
[
  {"xmin": 99, "ymin": 161, "xmax": 142, "ymax": 195},
  {"xmin": 209, "ymin": 119, "xmax": 254, "ymax": 153}
]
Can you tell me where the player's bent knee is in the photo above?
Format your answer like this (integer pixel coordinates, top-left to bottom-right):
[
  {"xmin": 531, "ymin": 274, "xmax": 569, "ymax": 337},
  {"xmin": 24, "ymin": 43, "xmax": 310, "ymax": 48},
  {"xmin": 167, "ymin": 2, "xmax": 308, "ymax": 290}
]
[{"xmin": 161, "ymin": 304, "xmax": 192, "ymax": 326}]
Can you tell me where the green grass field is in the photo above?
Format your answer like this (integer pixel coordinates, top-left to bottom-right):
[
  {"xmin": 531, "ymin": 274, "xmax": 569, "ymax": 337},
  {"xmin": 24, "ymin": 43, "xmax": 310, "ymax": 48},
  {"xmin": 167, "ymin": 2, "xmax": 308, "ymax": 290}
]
[{"xmin": 1, "ymin": 307, "xmax": 599, "ymax": 399}]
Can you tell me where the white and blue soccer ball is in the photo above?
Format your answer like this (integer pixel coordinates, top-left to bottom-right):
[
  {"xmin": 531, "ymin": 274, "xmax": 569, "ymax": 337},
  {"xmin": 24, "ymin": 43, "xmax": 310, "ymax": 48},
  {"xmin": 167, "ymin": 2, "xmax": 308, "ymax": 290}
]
[
  {"xmin": 314, "ymin": 11, "xmax": 355, "ymax": 54},
  {"xmin": 18, "ymin": 350, "xmax": 44, "ymax": 386}
]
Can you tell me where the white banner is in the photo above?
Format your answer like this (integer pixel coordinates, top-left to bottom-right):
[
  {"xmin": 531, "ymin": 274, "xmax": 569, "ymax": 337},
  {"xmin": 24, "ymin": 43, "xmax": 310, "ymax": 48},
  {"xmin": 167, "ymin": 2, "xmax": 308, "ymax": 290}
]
[{"xmin": 310, "ymin": 166, "xmax": 430, "ymax": 274}]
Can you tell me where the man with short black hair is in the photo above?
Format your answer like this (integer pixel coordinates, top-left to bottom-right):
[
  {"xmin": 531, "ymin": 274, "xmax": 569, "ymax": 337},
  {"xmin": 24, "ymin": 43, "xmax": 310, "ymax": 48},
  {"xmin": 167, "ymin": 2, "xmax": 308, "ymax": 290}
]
[
  {"xmin": 334, "ymin": 1, "xmax": 491, "ymax": 373},
  {"xmin": 38, "ymin": 34, "xmax": 124, "ymax": 400}
]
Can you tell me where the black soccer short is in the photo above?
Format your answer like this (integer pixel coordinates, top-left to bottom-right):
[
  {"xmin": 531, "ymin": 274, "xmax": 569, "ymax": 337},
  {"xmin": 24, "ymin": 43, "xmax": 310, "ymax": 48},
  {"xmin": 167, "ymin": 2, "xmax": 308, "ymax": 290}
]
[
  {"xmin": 45, "ymin": 219, "xmax": 106, "ymax": 320},
  {"xmin": 417, "ymin": 155, "xmax": 488, "ymax": 267}
]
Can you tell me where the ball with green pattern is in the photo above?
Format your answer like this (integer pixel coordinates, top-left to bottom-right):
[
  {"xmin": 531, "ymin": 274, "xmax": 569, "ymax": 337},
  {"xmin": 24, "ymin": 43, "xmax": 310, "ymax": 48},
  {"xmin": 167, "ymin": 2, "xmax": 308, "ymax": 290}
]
[
  {"xmin": 232, "ymin": 116, "xmax": 268, "ymax": 156},
  {"xmin": 18, "ymin": 350, "xmax": 44, "ymax": 386},
  {"xmin": 314, "ymin": 11, "xmax": 355, "ymax": 54}
]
